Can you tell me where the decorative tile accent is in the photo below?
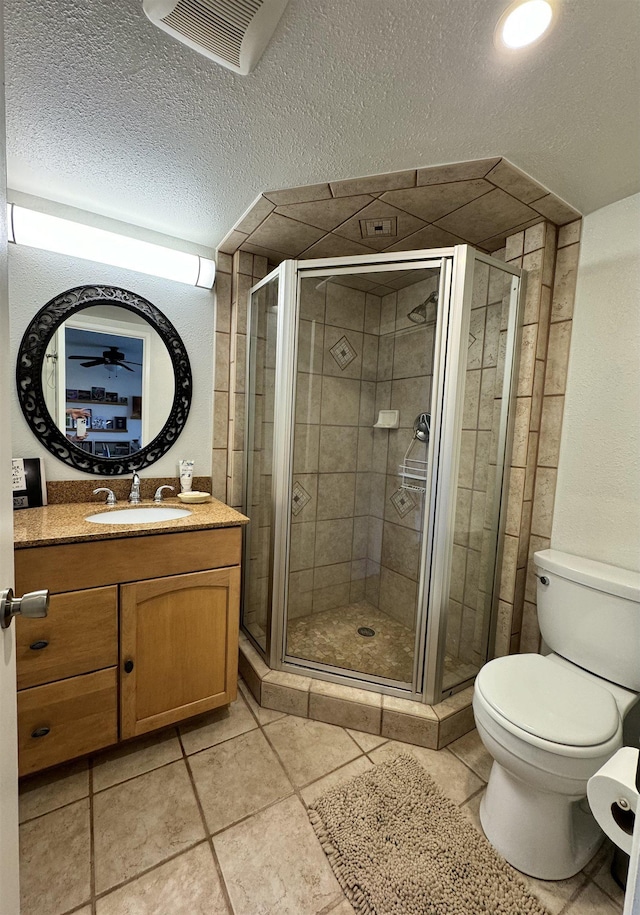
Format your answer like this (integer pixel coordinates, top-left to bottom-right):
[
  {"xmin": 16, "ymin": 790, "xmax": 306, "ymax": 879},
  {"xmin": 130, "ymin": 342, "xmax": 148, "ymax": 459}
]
[
  {"xmin": 329, "ymin": 335, "xmax": 357, "ymax": 370},
  {"xmin": 390, "ymin": 488, "xmax": 416, "ymax": 518},
  {"xmin": 291, "ymin": 481, "xmax": 311, "ymax": 516}
]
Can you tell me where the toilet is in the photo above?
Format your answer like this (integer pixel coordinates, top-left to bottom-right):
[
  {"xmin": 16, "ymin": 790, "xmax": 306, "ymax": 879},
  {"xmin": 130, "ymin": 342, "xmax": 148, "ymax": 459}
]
[{"xmin": 473, "ymin": 549, "xmax": 640, "ymax": 880}]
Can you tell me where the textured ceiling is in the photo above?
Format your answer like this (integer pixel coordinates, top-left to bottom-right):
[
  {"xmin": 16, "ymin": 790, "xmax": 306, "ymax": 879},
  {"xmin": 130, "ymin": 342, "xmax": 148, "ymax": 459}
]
[{"xmin": 4, "ymin": 0, "xmax": 639, "ymax": 251}]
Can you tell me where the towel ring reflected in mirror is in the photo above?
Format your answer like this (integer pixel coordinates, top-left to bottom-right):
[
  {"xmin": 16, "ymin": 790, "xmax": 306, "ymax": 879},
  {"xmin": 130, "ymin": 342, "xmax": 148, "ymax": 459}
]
[{"xmin": 16, "ymin": 284, "xmax": 192, "ymax": 476}]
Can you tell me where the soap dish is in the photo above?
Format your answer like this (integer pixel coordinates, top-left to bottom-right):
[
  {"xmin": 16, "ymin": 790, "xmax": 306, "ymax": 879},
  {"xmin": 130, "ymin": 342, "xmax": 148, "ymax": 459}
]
[{"xmin": 177, "ymin": 491, "xmax": 211, "ymax": 504}]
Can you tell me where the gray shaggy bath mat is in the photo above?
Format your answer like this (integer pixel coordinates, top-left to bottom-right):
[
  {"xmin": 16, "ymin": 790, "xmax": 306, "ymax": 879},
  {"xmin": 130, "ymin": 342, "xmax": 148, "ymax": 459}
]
[{"xmin": 308, "ymin": 754, "xmax": 550, "ymax": 915}]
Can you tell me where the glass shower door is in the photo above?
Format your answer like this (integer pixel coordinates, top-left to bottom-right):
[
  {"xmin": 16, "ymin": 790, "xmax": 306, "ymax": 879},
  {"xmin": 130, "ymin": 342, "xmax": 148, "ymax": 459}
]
[
  {"xmin": 427, "ymin": 253, "xmax": 522, "ymax": 698},
  {"xmin": 283, "ymin": 262, "xmax": 445, "ymax": 688},
  {"xmin": 242, "ymin": 269, "xmax": 280, "ymax": 652}
]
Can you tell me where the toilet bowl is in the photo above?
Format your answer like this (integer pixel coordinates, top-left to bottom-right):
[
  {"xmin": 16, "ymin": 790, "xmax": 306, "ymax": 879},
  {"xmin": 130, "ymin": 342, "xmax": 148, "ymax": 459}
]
[
  {"xmin": 474, "ymin": 550, "xmax": 640, "ymax": 880},
  {"xmin": 474, "ymin": 653, "xmax": 633, "ymax": 878}
]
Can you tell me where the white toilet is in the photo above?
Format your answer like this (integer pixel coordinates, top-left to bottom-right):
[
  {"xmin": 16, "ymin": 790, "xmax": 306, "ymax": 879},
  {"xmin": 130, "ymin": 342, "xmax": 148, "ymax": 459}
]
[{"xmin": 473, "ymin": 549, "xmax": 640, "ymax": 880}]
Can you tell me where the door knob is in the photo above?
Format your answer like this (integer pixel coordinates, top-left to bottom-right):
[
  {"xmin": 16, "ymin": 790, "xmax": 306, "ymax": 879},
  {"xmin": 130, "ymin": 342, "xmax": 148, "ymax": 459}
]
[{"xmin": 1, "ymin": 588, "xmax": 49, "ymax": 630}]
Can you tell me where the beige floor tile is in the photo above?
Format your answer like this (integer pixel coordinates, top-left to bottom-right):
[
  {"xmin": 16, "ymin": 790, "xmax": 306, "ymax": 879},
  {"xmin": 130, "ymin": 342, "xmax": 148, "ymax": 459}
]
[
  {"xmin": 521, "ymin": 869, "xmax": 589, "ymax": 915},
  {"xmin": 238, "ymin": 678, "xmax": 286, "ymax": 725},
  {"xmin": 346, "ymin": 728, "xmax": 387, "ymax": 752},
  {"xmin": 96, "ymin": 843, "xmax": 230, "ymax": 915},
  {"xmin": 301, "ymin": 755, "xmax": 373, "ymax": 806},
  {"xmin": 264, "ymin": 716, "xmax": 361, "ymax": 787},
  {"xmin": 93, "ymin": 728, "xmax": 183, "ymax": 792},
  {"xmin": 583, "ymin": 838, "xmax": 614, "ymax": 877},
  {"xmin": 19, "ymin": 759, "xmax": 89, "ymax": 823},
  {"xmin": 214, "ymin": 795, "xmax": 342, "ymax": 915},
  {"xmin": 563, "ymin": 881, "xmax": 622, "ymax": 914},
  {"xmin": 327, "ymin": 901, "xmax": 356, "ymax": 914},
  {"xmin": 94, "ymin": 760, "xmax": 204, "ymax": 893},
  {"xmin": 190, "ymin": 729, "xmax": 293, "ymax": 833},
  {"xmin": 179, "ymin": 694, "xmax": 257, "ymax": 755},
  {"xmin": 460, "ymin": 789, "xmax": 484, "ymax": 833},
  {"xmin": 20, "ymin": 798, "xmax": 90, "ymax": 915},
  {"xmin": 592, "ymin": 849, "xmax": 626, "ymax": 909},
  {"xmin": 447, "ymin": 728, "xmax": 493, "ymax": 781},
  {"xmin": 368, "ymin": 740, "xmax": 483, "ymax": 804}
]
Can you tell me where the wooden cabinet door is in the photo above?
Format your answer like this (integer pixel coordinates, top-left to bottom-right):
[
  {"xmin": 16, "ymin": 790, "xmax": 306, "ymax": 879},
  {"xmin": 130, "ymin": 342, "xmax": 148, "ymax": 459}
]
[{"xmin": 120, "ymin": 567, "xmax": 240, "ymax": 739}]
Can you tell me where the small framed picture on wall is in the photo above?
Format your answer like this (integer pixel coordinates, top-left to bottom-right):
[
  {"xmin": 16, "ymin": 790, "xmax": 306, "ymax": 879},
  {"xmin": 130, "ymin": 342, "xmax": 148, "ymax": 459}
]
[{"xmin": 114, "ymin": 416, "xmax": 127, "ymax": 431}]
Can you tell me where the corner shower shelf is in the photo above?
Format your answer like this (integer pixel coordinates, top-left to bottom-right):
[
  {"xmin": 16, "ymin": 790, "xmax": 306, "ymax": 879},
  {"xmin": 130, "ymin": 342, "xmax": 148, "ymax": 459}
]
[
  {"xmin": 399, "ymin": 414, "xmax": 430, "ymax": 493},
  {"xmin": 399, "ymin": 449, "xmax": 428, "ymax": 493}
]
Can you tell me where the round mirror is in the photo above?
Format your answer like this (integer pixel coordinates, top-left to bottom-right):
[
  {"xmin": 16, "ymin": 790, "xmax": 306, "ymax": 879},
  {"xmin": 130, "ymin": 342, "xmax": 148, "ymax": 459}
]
[{"xmin": 17, "ymin": 285, "xmax": 192, "ymax": 475}]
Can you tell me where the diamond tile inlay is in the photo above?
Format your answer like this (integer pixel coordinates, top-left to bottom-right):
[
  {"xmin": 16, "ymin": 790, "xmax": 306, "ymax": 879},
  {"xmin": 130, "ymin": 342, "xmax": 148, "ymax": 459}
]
[
  {"xmin": 291, "ymin": 481, "xmax": 311, "ymax": 516},
  {"xmin": 329, "ymin": 335, "xmax": 357, "ymax": 370},
  {"xmin": 390, "ymin": 488, "xmax": 417, "ymax": 518}
]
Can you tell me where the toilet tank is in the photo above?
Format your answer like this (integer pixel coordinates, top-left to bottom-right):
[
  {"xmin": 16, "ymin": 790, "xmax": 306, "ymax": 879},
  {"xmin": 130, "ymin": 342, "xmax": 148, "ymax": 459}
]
[{"xmin": 534, "ymin": 549, "xmax": 640, "ymax": 691}]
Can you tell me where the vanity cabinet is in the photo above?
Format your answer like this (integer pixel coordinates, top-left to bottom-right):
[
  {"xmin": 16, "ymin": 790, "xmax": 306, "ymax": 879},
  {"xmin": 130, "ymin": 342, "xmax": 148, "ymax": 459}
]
[{"xmin": 14, "ymin": 525, "xmax": 241, "ymax": 776}]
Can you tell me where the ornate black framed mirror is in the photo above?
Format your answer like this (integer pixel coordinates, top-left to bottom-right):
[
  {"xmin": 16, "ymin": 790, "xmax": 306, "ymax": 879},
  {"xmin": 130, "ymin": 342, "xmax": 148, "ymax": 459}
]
[{"xmin": 16, "ymin": 285, "xmax": 192, "ymax": 475}]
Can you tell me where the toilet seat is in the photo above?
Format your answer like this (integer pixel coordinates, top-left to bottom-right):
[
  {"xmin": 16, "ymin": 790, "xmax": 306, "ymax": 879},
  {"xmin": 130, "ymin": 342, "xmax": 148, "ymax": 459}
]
[{"xmin": 475, "ymin": 654, "xmax": 619, "ymax": 748}]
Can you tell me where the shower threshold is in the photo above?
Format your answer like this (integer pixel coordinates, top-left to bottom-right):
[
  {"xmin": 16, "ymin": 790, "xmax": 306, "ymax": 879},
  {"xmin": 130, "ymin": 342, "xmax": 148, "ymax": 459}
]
[{"xmin": 238, "ymin": 631, "xmax": 477, "ymax": 750}]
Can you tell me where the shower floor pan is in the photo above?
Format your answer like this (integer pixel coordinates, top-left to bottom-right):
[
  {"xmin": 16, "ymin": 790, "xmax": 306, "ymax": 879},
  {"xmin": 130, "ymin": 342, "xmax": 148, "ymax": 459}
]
[{"xmin": 286, "ymin": 602, "xmax": 478, "ymax": 690}]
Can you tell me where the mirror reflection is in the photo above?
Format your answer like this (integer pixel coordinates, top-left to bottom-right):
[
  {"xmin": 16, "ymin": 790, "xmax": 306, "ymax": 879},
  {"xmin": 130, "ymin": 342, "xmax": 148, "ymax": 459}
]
[{"xmin": 42, "ymin": 305, "xmax": 174, "ymax": 459}]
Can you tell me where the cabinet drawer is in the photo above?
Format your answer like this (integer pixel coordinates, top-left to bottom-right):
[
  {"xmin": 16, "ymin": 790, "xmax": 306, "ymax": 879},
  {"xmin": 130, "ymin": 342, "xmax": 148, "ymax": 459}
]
[
  {"xmin": 16, "ymin": 586, "xmax": 118, "ymax": 689},
  {"xmin": 18, "ymin": 668, "xmax": 117, "ymax": 777}
]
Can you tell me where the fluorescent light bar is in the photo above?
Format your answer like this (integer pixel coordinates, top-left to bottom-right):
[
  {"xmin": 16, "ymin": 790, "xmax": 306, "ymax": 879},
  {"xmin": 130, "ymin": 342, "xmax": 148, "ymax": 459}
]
[{"xmin": 7, "ymin": 204, "xmax": 215, "ymax": 289}]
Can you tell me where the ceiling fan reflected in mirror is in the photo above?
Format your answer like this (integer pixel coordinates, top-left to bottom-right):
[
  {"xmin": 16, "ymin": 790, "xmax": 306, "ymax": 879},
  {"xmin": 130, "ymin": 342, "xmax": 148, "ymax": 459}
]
[{"xmin": 68, "ymin": 346, "xmax": 142, "ymax": 372}]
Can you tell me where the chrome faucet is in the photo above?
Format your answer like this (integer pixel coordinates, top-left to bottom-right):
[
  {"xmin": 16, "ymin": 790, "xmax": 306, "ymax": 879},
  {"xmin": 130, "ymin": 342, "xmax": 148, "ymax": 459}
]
[
  {"xmin": 128, "ymin": 472, "xmax": 141, "ymax": 504},
  {"xmin": 154, "ymin": 485, "xmax": 175, "ymax": 503},
  {"xmin": 93, "ymin": 487, "xmax": 117, "ymax": 505}
]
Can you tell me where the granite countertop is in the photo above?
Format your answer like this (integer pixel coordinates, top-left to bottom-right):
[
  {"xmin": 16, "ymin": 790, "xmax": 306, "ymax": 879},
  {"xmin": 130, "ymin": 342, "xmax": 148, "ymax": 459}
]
[{"xmin": 14, "ymin": 498, "xmax": 249, "ymax": 549}]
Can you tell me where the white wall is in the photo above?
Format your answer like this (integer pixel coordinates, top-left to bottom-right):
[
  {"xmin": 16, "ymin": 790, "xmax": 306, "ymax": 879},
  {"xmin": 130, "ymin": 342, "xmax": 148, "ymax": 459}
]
[
  {"xmin": 552, "ymin": 194, "xmax": 640, "ymax": 571},
  {"xmin": 9, "ymin": 241, "xmax": 215, "ymax": 482}
]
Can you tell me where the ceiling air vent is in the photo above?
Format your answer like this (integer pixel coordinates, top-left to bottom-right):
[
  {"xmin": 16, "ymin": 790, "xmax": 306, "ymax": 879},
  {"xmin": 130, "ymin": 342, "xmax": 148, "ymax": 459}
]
[
  {"xmin": 360, "ymin": 217, "xmax": 398, "ymax": 239},
  {"xmin": 143, "ymin": 0, "xmax": 289, "ymax": 74}
]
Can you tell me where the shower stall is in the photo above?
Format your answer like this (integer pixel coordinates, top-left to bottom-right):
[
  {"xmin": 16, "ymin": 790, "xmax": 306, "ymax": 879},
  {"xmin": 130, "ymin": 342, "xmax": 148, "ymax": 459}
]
[{"xmin": 242, "ymin": 246, "xmax": 522, "ymax": 705}]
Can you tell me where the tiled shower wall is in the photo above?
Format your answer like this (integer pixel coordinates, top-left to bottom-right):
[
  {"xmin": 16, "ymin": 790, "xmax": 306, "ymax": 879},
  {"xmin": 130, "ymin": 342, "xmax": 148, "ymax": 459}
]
[
  {"xmin": 494, "ymin": 219, "xmax": 582, "ymax": 656},
  {"xmin": 288, "ymin": 279, "xmax": 378, "ymax": 617},
  {"xmin": 214, "ymin": 219, "xmax": 581, "ymax": 662},
  {"xmin": 365, "ymin": 277, "xmax": 437, "ymax": 629}
]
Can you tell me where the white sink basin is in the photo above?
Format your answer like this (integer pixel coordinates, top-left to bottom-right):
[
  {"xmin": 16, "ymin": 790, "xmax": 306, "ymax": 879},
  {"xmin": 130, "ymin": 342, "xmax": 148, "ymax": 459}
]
[{"xmin": 86, "ymin": 507, "xmax": 192, "ymax": 525}]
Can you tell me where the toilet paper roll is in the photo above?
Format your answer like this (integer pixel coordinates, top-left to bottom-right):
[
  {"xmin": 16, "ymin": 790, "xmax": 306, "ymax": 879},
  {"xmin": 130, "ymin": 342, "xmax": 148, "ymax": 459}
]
[{"xmin": 587, "ymin": 746, "xmax": 640, "ymax": 855}]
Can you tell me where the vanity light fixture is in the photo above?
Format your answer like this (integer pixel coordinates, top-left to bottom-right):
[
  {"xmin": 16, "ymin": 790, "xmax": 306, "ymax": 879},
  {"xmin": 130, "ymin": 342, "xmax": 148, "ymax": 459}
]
[
  {"xmin": 7, "ymin": 204, "xmax": 216, "ymax": 289},
  {"xmin": 495, "ymin": 0, "xmax": 555, "ymax": 50}
]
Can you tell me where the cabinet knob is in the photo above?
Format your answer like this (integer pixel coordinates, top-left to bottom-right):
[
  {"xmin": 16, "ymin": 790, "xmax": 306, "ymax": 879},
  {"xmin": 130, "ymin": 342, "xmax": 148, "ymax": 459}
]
[
  {"xmin": 31, "ymin": 727, "xmax": 50, "ymax": 739},
  {"xmin": 124, "ymin": 659, "xmax": 134, "ymax": 673},
  {"xmin": 30, "ymin": 640, "xmax": 49, "ymax": 651}
]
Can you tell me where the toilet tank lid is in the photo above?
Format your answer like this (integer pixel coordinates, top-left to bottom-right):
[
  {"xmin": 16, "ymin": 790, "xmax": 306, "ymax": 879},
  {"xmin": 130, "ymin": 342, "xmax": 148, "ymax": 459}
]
[
  {"xmin": 534, "ymin": 550, "xmax": 640, "ymax": 602},
  {"xmin": 477, "ymin": 655, "xmax": 620, "ymax": 747}
]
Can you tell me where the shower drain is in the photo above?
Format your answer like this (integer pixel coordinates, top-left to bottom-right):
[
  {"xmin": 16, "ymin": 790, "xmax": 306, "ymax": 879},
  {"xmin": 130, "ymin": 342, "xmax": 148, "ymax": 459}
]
[{"xmin": 357, "ymin": 626, "xmax": 376, "ymax": 638}]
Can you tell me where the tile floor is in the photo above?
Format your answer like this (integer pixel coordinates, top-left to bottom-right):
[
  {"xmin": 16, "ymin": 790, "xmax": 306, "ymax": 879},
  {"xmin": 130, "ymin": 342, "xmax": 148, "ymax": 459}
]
[{"xmin": 19, "ymin": 681, "xmax": 625, "ymax": 915}]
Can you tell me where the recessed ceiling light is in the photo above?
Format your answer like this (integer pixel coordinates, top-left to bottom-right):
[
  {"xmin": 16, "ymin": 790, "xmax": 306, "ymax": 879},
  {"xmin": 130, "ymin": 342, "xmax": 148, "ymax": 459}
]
[{"xmin": 496, "ymin": 0, "xmax": 555, "ymax": 50}]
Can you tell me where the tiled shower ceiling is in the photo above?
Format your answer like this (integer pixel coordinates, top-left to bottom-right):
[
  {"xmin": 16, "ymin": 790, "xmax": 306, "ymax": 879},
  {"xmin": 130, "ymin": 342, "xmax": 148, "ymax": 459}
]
[{"xmin": 218, "ymin": 158, "xmax": 580, "ymax": 262}]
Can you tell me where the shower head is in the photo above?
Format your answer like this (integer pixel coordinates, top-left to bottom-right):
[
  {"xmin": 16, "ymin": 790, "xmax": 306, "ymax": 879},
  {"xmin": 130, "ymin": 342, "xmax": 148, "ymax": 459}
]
[{"xmin": 407, "ymin": 289, "xmax": 438, "ymax": 325}]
